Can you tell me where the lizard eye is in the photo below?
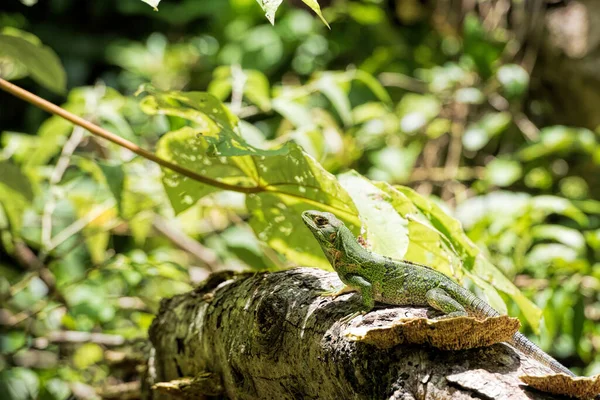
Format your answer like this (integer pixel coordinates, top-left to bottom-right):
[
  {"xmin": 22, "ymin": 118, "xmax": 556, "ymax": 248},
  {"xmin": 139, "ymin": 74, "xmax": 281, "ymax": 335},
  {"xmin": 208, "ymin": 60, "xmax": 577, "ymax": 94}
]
[{"xmin": 314, "ymin": 216, "xmax": 328, "ymax": 226}]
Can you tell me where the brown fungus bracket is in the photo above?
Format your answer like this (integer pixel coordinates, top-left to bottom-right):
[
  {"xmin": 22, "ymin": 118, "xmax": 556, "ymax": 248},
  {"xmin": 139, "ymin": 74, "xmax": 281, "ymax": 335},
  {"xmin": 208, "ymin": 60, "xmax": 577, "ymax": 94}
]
[
  {"xmin": 344, "ymin": 311, "xmax": 520, "ymax": 351},
  {"xmin": 520, "ymin": 374, "xmax": 600, "ymax": 400}
]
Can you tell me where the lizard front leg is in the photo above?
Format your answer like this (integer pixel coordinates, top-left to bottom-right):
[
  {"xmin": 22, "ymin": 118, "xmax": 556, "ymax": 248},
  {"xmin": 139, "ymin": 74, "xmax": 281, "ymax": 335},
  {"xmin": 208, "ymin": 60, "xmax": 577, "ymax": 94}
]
[
  {"xmin": 425, "ymin": 287, "xmax": 468, "ymax": 318},
  {"xmin": 338, "ymin": 275, "xmax": 374, "ymax": 324}
]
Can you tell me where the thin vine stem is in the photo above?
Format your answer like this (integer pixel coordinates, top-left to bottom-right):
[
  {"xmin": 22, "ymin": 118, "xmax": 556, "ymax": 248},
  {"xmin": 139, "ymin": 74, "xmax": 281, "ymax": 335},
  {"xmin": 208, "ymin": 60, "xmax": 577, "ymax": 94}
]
[{"xmin": 0, "ymin": 78, "xmax": 262, "ymax": 194}]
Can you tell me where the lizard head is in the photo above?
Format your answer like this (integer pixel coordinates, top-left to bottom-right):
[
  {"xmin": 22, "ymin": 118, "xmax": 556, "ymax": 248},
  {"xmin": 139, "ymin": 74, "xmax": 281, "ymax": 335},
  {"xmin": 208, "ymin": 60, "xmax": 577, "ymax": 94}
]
[{"xmin": 301, "ymin": 210, "xmax": 343, "ymax": 249}]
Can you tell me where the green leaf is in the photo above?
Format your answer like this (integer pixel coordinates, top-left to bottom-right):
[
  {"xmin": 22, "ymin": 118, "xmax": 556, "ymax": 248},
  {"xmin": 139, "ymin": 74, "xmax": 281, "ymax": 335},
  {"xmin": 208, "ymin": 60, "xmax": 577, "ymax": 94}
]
[
  {"xmin": 209, "ymin": 67, "xmax": 272, "ymax": 111},
  {"xmin": 316, "ymin": 73, "xmax": 352, "ymax": 126},
  {"xmin": 463, "ymin": 112, "xmax": 511, "ymax": 151},
  {"xmin": 526, "ymin": 243, "xmax": 578, "ymax": 267},
  {"xmin": 72, "ymin": 343, "xmax": 104, "ymax": 369},
  {"xmin": 519, "ymin": 126, "xmax": 597, "ymax": 161},
  {"xmin": 531, "ymin": 225, "xmax": 586, "ymax": 252},
  {"xmin": 354, "ymin": 70, "xmax": 392, "ymax": 105},
  {"xmin": 1, "ymin": 132, "xmax": 38, "ymax": 163},
  {"xmin": 0, "ymin": 161, "xmax": 33, "ymax": 232},
  {"xmin": 140, "ymin": 88, "xmax": 287, "ymax": 157},
  {"xmin": 392, "ymin": 186, "xmax": 541, "ymax": 330},
  {"xmin": 497, "ymin": 64, "xmax": 529, "ymax": 98},
  {"xmin": 0, "ymin": 31, "xmax": 66, "ymax": 94},
  {"xmin": 272, "ymin": 98, "xmax": 315, "ymax": 128},
  {"xmin": 396, "ymin": 94, "xmax": 441, "ymax": 133},
  {"xmin": 0, "ymin": 368, "xmax": 39, "ymax": 400},
  {"xmin": 141, "ymin": 0, "xmax": 161, "ymax": 10},
  {"xmin": 256, "ymin": 0, "xmax": 284, "ymax": 25},
  {"xmin": 473, "ymin": 256, "xmax": 542, "ymax": 332},
  {"xmin": 157, "ymin": 125, "xmax": 359, "ymax": 267},
  {"xmin": 530, "ymin": 196, "xmax": 589, "ymax": 226},
  {"xmin": 156, "ymin": 126, "xmax": 358, "ymax": 239},
  {"xmin": 98, "ymin": 162, "xmax": 125, "ymax": 212},
  {"xmin": 243, "ymin": 70, "xmax": 272, "ymax": 111},
  {"xmin": 301, "ymin": 0, "xmax": 330, "ymax": 28},
  {"xmin": 393, "ymin": 186, "xmax": 480, "ymax": 266},
  {"xmin": 156, "ymin": 127, "xmax": 257, "ymax": 212},
  {"xmin": 0, "ymin": 161, "xmax": 34, "ymax": 201},
  {"xmin": 485, "ymin": 158, "xmax": 522, "ymax": 187},
  {"xmin": 338, "ymin": 171, "xmax": 409, "ymax": 260}
]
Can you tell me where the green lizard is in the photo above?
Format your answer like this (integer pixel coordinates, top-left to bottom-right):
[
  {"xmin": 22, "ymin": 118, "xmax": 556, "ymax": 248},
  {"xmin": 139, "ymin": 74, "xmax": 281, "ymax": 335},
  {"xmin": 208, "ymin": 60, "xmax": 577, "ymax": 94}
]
[{"xmin": 301, "ymin": 210, "xmax": 575, "ymax": 377}]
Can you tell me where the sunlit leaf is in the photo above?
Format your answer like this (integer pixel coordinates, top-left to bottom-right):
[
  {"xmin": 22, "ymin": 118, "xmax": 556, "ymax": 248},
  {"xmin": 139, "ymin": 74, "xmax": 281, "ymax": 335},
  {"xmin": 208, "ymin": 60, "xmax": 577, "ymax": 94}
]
[
  {"xmin": 473, "ymin": 256, "xmax": 542, "ymax": 332},
  {"xmin": 256, "ymin": 0, "xmax": 284, "ymax": 25},
  {"xmin": 140, "ymin": 88, "xmax": 287, "ymax": 157},
  {"xmin": 301, "ymin": 0, "xmax": 330, "ymax": 28},
  {"xmin": 272, "ymin": 98, "xmax": 315, "ymax": 128},
  {"xmin": 497, "ymin": 64, "xmax": 529, "ymax": 98},
  {"xmin": 396, "ymin": 94, "xmax": 441, "ymax": 133},
  {"xmin": 338, "ymin": 171, "xmax": 409, "ymax": 260},
  {"xmin": 73, "ymin": 343, "xmax": 104, "ymax": 369},
  {"xmin": 0, "ymin": 368, "xmax": 39, "ymax": 400},
  {"xmin": 156, "ymin": 126, "xmax": 359, "ymax": 266},
  {"xmin": 519, "ymin": 126, "xmax": 597, "ymax": 161},
  {"xmin": 316, "ymin": 73, "xmax": 352, "ymax": 126},
  {"xmin": 0, "ymin": 30, "xmax": 66, "ymax": 94},
  {"xmin": 98, "ymin": 162, "xmax": 125, "ymax": 212},
  {"xmin": 531, "ymin": 225, "xmax": 586, "ymax": 252},
  {"xmin": 0, "ymin": 161, "xmax": 33, "ymax": 232},
  {"xmin": 141, "ymin": 0, "xmax": 161, "ymax": 10},
  {"xmin": 208, "ymin": 67, "xmax": 272, "ymax": 111},
  {"xmin": 485, "ymin": 158, "xmax": 522, "ymax": 187},
  {"xmin": 463, "ymin": 112, "xmax": 511, "ymax": 151}
]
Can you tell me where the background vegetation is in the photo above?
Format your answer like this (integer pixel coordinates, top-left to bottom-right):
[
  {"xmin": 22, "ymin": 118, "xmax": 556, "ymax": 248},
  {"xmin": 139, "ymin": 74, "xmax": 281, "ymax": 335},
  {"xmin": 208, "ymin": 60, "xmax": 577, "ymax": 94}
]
[{"xmin": 1, "ymin": 0, "xmax": 599, "ymax": 398}]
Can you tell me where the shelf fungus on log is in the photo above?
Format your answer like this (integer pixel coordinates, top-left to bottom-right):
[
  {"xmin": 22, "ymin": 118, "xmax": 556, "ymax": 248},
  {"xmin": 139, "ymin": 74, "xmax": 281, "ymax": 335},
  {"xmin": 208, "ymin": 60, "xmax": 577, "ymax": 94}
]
[
  {"xmin": 520, "ymin": 374, "xmax": 600, "ymax": 400},
  {"xmin": 344, "ymin": 313, "xmax": 520, "ymax": 350}
]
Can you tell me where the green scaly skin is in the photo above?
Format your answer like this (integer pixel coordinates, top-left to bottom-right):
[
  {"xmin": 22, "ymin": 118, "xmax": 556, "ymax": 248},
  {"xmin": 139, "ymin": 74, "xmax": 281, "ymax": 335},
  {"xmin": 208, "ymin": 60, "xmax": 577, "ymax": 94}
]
[{"xmin": 301, "ymin": 210, "xmax": 575, "ymax": 377}]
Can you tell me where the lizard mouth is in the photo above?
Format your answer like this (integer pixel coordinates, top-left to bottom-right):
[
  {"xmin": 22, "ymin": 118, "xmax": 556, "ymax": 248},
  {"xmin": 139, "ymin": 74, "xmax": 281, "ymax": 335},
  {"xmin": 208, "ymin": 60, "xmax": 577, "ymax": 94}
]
[{"xmin": 301, "ymin": 211, "xmax": 316, "ymax": 229}]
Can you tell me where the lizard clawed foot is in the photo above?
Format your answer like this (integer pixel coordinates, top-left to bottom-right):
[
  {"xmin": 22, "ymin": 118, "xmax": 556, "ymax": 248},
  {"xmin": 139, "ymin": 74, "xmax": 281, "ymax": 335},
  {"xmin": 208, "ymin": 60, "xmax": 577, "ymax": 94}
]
[
  {"xmin": 318, "ymin": 284, "xmax": 355, "ymax": 298},
  {"xmin": 338, "ymin": 310, "xmax": 366, "ymax": 325},
  {"xmin": 432, "ymin": 311, "xmax": 469, "ymax": 320}
]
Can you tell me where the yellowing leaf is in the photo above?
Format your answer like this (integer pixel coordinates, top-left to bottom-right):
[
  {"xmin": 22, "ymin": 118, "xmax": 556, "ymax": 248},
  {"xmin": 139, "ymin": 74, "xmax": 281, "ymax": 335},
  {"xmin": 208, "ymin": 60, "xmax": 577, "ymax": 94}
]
[
  {"xmin": 73, "ymin": 343, "xmax": 103, "ymax": 369},
  {"xmin": 301, "ymin": 0, "xmax": 330, "ymax": 28}
]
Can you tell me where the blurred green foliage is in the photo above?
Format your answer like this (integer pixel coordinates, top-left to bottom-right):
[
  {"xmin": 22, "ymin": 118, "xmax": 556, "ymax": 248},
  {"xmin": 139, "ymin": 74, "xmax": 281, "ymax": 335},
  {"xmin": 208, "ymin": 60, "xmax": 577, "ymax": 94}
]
[{"xmin": 1, "ymin": 0, "xmax": 600, "ymax": 398}]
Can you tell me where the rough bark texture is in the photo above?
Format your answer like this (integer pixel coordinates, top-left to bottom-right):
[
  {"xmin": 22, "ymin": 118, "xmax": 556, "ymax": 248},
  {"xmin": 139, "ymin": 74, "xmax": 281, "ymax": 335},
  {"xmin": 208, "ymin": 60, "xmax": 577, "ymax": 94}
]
[{"xmin": 147, "ymin": 268, "xmax": 564, "ymax": 400}]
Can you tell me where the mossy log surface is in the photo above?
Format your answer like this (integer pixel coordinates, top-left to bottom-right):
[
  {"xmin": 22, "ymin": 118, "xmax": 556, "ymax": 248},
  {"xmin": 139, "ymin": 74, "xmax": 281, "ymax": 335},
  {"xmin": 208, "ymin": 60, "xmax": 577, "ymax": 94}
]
[{"xmin": 146, "ymin": 268, "xmax": 562, "ymax": 400}]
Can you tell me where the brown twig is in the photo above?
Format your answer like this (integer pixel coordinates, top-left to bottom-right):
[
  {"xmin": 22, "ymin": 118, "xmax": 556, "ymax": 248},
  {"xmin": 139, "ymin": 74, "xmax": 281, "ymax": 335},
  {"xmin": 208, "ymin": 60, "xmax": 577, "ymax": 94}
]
[
  {"xmin": 0, "ymin": 78, "xmax": 262, "ymax": 194},
  {"xmin": 152, "ymin": 216, "xmax": 219, "ymax": 272}
]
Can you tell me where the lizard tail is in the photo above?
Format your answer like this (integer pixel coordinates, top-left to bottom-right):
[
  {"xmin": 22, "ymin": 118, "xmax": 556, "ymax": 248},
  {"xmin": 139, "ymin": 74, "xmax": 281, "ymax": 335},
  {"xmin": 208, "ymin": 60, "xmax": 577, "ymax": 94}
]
[
  {"xmin": 509, "ymin": 332, "xmax": 575, "ymax": 377},
  {"xmin": 456, "ymin": 287, "xmax": 576, "ymax": 376}
]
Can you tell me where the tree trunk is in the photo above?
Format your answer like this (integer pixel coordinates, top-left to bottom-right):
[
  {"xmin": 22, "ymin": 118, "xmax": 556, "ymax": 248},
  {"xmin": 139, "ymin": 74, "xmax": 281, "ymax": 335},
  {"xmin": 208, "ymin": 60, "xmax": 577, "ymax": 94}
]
[
  {"xmin": 533, "ymin": 0, "xmax": 600, "ymax": 130},
  {"xmin": 146, "ymin": 268, "xmax": 561, "ymax": 400}
]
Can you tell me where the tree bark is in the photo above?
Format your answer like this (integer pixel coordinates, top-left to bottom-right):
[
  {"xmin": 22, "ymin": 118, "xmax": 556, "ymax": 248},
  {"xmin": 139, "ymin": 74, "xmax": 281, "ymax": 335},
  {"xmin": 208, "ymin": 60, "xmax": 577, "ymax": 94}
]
[
  {"xmin": 146, "ymin": 268, "xmax": 562, "ymax": 400},
  {"xmin": 533, "ymin": 0, "xmax": 600, "ymax": 130}
]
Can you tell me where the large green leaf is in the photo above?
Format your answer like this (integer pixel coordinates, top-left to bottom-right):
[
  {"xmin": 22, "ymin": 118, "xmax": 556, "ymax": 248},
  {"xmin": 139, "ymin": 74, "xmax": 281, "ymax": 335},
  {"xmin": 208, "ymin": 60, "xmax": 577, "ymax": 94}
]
[
  {"xmin": 140, "ymin": 89, "xmax": 287, "ymax": 157},
  {"xmin": 386, "ymin": 184, "xmax": 541, "ymax": 330},
  {"xmin": 338, "ymin": 171, "xmax": 409, "ymax": 260},
  {"xmin": 0, "ymin": 31, "xmax": 66, "ymax": 94},
  {"xmin": 156, "ymin": 126, "xmax": 358, "ymax": 268}
]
